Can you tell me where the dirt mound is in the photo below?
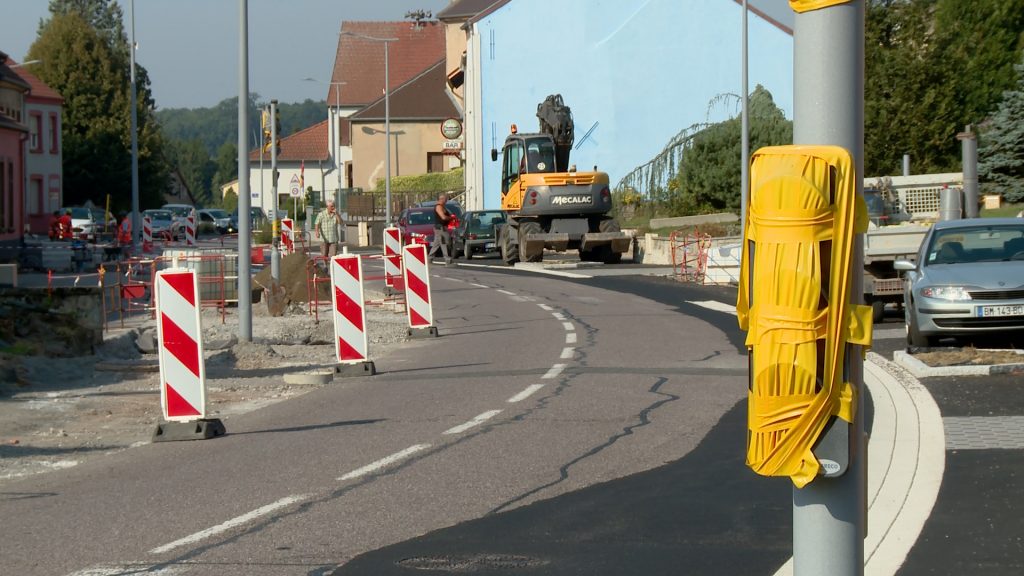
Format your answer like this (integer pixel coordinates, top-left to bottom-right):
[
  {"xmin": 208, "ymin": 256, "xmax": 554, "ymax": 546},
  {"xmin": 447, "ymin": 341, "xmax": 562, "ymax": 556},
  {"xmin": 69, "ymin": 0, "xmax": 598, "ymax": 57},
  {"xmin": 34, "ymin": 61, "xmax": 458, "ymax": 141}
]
[{"xmin": 253, "ymin": 252, "xmax": 331, "ymax": 305}]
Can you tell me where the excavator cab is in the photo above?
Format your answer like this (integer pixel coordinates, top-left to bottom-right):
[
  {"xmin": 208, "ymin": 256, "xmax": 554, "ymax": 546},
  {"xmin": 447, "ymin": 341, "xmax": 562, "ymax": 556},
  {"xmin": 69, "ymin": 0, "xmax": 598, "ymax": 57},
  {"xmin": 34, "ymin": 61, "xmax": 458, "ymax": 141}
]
[{"xmin": 500, "ymin": 135, "xmax": 558, "ymax": 196}]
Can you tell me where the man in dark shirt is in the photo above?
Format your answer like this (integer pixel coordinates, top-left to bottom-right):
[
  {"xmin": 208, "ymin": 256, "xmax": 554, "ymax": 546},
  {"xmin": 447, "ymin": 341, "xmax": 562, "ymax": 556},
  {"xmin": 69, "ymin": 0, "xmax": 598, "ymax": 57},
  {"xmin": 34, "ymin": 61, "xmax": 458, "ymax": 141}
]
[{"xmin": 428, "ymin": 193, "xmax": 453, "ymax": 264}]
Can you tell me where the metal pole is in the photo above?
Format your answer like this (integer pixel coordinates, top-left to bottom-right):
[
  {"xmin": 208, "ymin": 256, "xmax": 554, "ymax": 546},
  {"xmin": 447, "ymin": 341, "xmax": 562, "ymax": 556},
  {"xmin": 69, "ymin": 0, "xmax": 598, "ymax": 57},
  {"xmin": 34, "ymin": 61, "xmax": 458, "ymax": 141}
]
[
  {"xmin": 902, "ymin": 154, "xmax": 911, "ymax": 177},
  {"xmin": 959, "ymin": 125, "xmax": 979, "ymax": 218},
  {"xmin": 336, "ymin": 83, "xmax": 342, "ymax": 201},
  {"xmin": 237, "ymin": 0, "xmax": 252, "ymax": 341},
  {"xmin": 384, "ymin": 40, "xmax": 392, "ymax": 224},
  {"xmin": 791, "ymin": 3, "xmax": 865, "ymax": 576},
  {"xmin": 740, "ymin": 0, "xmax": 749, "ymax": 234},
  {"xmin": 129, "ymin": 0, "xmax": 140, "ymax": 251},
  {"xmin": 270, "ymin": 100, "xmax": 280, "ymax": 286}
]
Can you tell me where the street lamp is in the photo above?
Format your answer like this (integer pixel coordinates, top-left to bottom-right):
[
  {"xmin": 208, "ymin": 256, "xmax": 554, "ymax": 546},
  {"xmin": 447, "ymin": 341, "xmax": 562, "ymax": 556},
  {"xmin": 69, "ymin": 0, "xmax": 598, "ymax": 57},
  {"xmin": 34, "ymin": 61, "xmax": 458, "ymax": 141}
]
[
  {"xmin": 9, "ymin": 59, "xmax": 42, "ymax": 69},
  {"xmin": 302, "ymin": 78, "xmax": 346, "ymax": 204},
  {"xmin": 339, "ymin": 31, "xmax": 398, "ymax": 223}
]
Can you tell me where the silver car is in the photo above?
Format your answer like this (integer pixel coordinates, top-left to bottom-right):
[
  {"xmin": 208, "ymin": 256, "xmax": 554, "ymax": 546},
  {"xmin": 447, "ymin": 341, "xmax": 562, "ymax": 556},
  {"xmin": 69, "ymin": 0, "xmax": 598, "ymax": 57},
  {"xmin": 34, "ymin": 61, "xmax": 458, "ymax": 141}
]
[{"xmin": 895, "ymin": 218, "xmax": 1024, "ymax": 347}]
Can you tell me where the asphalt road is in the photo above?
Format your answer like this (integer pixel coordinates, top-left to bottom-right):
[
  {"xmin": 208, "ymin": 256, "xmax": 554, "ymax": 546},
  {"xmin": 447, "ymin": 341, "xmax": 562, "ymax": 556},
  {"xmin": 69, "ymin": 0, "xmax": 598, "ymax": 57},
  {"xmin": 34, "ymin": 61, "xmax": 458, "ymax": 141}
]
[{"xmin": 0, "ymin": 260, "xmax": 789, "ymax": 575}]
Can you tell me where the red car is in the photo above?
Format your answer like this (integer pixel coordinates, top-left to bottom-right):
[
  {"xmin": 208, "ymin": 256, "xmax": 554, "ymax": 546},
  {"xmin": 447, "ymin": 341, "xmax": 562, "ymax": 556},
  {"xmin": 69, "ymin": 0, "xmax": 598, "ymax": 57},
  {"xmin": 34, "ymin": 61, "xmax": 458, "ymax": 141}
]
[{"xmin": 397, "ymin": 206, "xmax": 461, "ymax": 249}]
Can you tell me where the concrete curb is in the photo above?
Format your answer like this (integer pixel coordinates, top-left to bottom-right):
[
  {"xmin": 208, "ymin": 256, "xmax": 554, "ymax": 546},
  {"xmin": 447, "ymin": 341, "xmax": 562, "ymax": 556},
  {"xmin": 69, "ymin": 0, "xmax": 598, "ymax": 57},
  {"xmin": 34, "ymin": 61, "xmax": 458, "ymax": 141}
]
[
  {"xmin": 893, "ymin": 349, "xmax": 1024, "ymax": 378},
  {"xmin": 282, "ymin": 370, "xmax": 335, "ymax": 386},
  {"xmin": 773, "ymin": 352, "xmax": 945, "ymax": 576}
]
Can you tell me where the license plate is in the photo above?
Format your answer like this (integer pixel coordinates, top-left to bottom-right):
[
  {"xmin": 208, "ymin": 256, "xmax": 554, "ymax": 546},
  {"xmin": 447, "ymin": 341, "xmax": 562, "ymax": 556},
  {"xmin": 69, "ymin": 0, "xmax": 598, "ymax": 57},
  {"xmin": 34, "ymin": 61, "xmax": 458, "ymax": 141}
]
[
  {"xmin": 977, "ymin": 305, "xmax": 1024, "ymax": 317},
  {"xmin": 485, "ymin": 242, "xmax": 495, "ymax": 250}
]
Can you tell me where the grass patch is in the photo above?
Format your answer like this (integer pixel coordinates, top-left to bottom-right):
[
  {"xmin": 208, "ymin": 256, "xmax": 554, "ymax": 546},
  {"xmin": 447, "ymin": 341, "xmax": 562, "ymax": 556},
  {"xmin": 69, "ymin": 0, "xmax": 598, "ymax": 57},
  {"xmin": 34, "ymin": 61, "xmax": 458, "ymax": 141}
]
[
  {"xmin": 0, "ymin": 341, "xmax": 37, "ymax": 356},
  {"xmin": 981, "ymin": 203, "xmax": 1023, "ymax": 218}
]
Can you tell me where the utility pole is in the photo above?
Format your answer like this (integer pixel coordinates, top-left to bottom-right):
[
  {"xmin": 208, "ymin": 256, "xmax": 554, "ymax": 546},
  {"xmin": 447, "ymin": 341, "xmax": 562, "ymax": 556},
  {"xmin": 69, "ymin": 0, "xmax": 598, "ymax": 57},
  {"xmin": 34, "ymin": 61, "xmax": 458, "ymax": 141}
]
[
  {"xmin": 237, "ymin": 0, "xmax": 252, "ymax": 341},
  {"xmin": 958, "ymin": 126, "xmax": 979, "ymax": 218},
  {"xmin": 791, "ymin": 2, "xmax": 866, "ymax": 575},
  {"xmin": 740, "ymin": 0, "xmax": 749, "ymax": 235},
  {"xmin": 129, "ymin": 0, "xmax": 139, "ymax": 252},
  {"xmin": 270, "ymin": 99, "xmax": 280, "ymax": 287}
]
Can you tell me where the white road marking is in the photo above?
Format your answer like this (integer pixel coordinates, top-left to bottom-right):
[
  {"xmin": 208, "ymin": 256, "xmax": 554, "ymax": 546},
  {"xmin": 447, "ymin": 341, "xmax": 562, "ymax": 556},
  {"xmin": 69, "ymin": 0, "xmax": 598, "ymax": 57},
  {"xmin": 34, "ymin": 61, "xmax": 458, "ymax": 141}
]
[
  {"xmin": 470, "ymin": 283, "xmax": 489, "ymax": 289},
  {"xmin": 149, "ymin": 494, "xmax": 310, "ymax": 554},
  {"xmin": 543, "ymin": 364, "xmax": 567, "ymax": 379},
  {"xmin": 66, "ymin": 565, "xmax": 188, "ymax": 576},
  {"xmin": 338, "ymin": 444, "xmax": 431, "ymax": 481},
  {"xmin": 538, "ymin": 304, "xmax": 554, "ymax": 311},
  {"xmin": 497, "ymin": 289, "xmax": 516, "ymax": 296},
  {"xmin": 560, "ymin": 347, "xmax": 574, "ymax": 359},
  {"xmin": 562, "ymin": 322, "xmax": 574, "ymax": 331},
  {"xmin": 444, "ymin": 410, "xmax": 503, "ymax": 435},
  {"xmin": 445, "ymin": 277, "xmax": 465, "ymax": 283},
  {"xmin": 686, "ymin": 300, "xmax": 737, "ymax": 316},
  {"xmin": 458, "ymin": 263, "xmax": 493, "ymax": 269},
  {"xmin": 552, "ymin": 312, "xmax": 566, "ymax": 320},
  {"xmin": 566, "ymin": 332, "xmax": 577, "ymax": 344},
  {"xmin": 507, "ymin": 384, "xmax": 545, "ymax": 403}
]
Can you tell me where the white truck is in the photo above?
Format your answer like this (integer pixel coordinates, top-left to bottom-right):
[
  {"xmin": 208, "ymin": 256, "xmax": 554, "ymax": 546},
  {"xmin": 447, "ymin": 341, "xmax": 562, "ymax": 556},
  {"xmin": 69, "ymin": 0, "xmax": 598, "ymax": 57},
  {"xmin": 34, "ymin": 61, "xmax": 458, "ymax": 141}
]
[{"xmin": 862, "ymin": 172, "xmax": 963, "ymax": 322}]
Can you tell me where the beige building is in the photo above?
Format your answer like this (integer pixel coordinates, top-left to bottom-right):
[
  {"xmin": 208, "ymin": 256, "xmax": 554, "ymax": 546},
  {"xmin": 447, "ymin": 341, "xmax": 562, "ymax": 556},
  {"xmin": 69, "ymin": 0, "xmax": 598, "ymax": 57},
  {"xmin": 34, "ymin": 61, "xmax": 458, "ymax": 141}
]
[{"xmin": 348, "ymin": 60, "xmax": 461, "ymax": 191}]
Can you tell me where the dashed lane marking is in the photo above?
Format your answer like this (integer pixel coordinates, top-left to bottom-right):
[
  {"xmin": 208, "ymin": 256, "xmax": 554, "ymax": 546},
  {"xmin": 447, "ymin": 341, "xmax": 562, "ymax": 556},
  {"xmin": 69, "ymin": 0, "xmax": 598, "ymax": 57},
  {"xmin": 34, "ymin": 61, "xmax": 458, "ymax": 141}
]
[
  {"xmin": 566, "ymin": 333, "xmax": 577, "ymax": 344},
  {"xmin": 508, "ymin": 384, "xmax": 545, "ymax": 403},
  {"xmin": 543, "ymin": 364, "xmax": 567, "ymax": 379},
  {"xmin": 561, "ymin": 347, "xmax": 575, "ymax": 359},
  {"xmin": 149, "ymin": 494, "xmax": 310, "ymax": 554},
  {"xmin": 686, "ymin": 300, "xmax": 737, "ymax": 315},
  {"xmin": 562, "ymin": 322, "xmax": 574, "ymax": 331},
  {"xmin": 552, "ymin": 312, "xmax": 566, "ymax": 320},
  {"xmin": 444, "ymin": 410, "xmax": 503, "ymax": 435},
  {"xmin": 538, "ymin": 304, "xmax": 554, "ymax": 311},
  {"xmin": 338, "ymin": 444, "xmax": 431, "ymax": 481},
  {"xmin": 497, "ymin": 289, "xmax": 516, "ymax": 296},
  {"xmin": 470, "ymin": 283, "xmax": 489, "ymax": 289}
]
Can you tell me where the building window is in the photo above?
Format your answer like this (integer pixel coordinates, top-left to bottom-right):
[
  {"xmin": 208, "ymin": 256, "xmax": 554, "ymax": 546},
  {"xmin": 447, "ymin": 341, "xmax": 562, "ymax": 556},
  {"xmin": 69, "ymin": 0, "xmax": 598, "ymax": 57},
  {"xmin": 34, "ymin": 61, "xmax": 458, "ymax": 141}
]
[
  {"xmin": 29, "ymin": 175, "xmax": 44, "ymax": 215},
  {"xmin": 29, "ymin": 112, "xmax": 43, "ymax": 153},
  {"xmin": 427, "ymin": 152, "xmax": 445, "ymax": 173},
  {"xmin": 49, "ymin": 112, "xmax": 59, "ymax": 154}
]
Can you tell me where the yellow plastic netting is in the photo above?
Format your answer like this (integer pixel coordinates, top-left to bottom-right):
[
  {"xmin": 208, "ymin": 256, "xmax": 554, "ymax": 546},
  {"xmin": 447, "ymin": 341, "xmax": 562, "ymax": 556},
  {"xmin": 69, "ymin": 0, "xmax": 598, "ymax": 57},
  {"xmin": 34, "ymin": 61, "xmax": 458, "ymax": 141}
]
[
  {"xmin": 789, "ymin": 0, "xmax": 853, "ymax": 13},
  {"xmin": 736, "ymin": 145, "xmax": 872, "ymax": 488}
]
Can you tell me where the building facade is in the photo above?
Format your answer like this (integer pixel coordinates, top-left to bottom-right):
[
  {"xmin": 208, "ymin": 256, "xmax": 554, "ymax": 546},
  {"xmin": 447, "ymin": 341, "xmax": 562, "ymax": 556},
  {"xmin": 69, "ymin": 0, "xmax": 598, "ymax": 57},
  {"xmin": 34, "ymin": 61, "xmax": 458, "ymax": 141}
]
[
  {"xmin": 457, "ymin": 0, "xmax": 795, "ymax": 209},
  {"xmin": 19, "ymin": 63, "xmax": 64, "ymax": 235},
  {"xmin": 0, "ymin": 54, "xmax": 30, "ymax": 248}
]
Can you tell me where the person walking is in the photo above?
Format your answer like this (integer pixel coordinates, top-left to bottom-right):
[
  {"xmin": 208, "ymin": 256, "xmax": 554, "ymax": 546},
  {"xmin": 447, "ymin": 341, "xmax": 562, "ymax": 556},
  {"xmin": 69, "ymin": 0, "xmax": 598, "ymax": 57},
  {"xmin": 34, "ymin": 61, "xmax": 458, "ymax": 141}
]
[
  {"xmin": 428, "ymin": 193, "xmax": 454, "ymax": 264},
  {"xmin": 315, "ymin": 199, "xmax": 344, "ymax": 257}
]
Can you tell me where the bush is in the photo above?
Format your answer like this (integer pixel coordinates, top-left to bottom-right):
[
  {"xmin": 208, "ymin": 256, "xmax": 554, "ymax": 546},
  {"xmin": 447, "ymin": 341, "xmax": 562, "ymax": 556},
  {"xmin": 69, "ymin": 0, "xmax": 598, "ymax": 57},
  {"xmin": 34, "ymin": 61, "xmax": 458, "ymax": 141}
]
[{"xmin": 374, "ymin": 167, "xmax": 464, "ymax": 193}]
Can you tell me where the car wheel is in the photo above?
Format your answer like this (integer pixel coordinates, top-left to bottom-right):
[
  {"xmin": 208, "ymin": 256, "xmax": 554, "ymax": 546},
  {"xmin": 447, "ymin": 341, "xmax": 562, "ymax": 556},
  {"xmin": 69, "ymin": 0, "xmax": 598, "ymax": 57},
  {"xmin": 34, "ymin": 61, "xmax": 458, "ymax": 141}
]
[
  {"xmin": 871, "ymin": 299, "xmax": 885, "ymax": 324},
  {"xmin": 463, "ymin": 243, "xmax": 473, "ymax": 260}
]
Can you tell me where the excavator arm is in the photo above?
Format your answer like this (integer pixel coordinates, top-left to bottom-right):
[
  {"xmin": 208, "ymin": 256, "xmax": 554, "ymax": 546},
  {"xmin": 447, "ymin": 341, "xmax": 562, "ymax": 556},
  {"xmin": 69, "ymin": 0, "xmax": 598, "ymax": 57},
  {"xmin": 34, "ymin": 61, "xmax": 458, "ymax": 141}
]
[{"xmin": 536, "ymin": 94, "xmax": 575, "ymax": 172}]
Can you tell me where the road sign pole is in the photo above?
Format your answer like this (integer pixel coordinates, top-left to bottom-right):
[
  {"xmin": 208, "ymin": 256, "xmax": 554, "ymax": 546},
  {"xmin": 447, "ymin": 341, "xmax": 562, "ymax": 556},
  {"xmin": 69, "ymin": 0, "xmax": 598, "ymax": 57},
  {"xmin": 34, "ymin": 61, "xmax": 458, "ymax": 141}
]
[
  {"xmin": 791, "ymin": 2, "xmax": 866, "ymax": 575},
  {"xmin": 237, "ymin": 0, "xmax": 252, "ymax": 342},
  {"xmin": 271, "ymin": 100, "xmax": 280, "ymax": 287}
]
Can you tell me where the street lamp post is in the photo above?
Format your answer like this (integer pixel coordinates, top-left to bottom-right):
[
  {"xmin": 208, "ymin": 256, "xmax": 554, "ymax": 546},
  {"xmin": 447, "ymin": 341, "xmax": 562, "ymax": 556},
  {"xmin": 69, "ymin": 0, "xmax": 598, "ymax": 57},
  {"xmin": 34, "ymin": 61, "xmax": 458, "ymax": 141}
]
[
  {"xmin": 129, "ymin": 0, "xmax": 140, "ymax": 252},
  {"xmin": 302, "ymin": 78, "xmax": 346, "ymax": 206},
  {"xmin": 339, "ymin": 31, "xmax": 398, "ymax": 223}
]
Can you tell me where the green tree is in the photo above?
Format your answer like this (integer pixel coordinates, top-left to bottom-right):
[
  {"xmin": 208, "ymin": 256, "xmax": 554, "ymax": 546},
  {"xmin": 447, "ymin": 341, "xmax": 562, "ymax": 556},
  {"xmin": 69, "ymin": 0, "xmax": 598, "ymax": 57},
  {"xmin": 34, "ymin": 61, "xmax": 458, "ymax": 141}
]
[
  {"xmin": 167, "ymin": 138, "xmax": 215, "ymax": 206},
  {"xmin": 222, "ymin": 188, "xmax": 238, "ymax": 213},
  {"xmin": 29, "ymin": 1, "xmax": 169, "ymax": 210},
  {"xmin": 979, "ymin": 51, "xmax": 1024, "ymax": 202},
  {"xmin": 865, "ymin": 0, "xmax": 1024, "ymax": 175},
  {"xmin": 668, "ymin": 86, "xmax": 792, "ymax": 214},
  {"xmin": 211, "ymin": 141, "xmax": 238, "ymax": 192}
]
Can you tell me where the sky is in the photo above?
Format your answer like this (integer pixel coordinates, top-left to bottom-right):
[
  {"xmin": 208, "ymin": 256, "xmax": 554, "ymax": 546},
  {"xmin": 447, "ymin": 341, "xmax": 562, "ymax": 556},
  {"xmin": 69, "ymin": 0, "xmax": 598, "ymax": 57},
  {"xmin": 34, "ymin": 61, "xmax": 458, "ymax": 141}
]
[{"xmin": 1, "ymin": 0, "xmax": 451, "ymax": 110}]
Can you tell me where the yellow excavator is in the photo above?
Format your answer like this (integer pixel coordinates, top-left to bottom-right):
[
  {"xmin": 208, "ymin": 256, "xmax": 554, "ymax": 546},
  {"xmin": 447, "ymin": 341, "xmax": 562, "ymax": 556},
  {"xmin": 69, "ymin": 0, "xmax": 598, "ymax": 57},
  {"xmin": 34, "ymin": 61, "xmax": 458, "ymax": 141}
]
[{"xmin": 491, "ymin": 94, "xmax": 631, "ymax": 265}]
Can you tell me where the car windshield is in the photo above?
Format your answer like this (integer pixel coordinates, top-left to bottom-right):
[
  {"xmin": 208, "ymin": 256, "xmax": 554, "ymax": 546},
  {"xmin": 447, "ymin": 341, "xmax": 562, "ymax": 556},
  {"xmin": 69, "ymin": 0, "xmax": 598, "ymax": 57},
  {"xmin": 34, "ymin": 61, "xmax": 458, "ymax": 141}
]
[
  {"xmin": 204, "ymin": 209, "xmax": 229, "ymax": 218},
  {"xmin": 927, "ymin": 224, "xmax": 1024, "ymax": 264},
  {"xmin": 407, "ymin": 211, "xmax": 434, "ymax": 226},
  {"xmin": 468, "ymin": 211, "xmax": 506, "ymax": 229},
  {"xmin": 63, "ymin": 207, "xmax": 91, "ymax": 219},
  {"xmin": 163, "ymin": 205, "xmax": 192, "ymax": 217},
  {"xmin": 145, "ymin": 211, "xmax": 173, "ymax": 221}
]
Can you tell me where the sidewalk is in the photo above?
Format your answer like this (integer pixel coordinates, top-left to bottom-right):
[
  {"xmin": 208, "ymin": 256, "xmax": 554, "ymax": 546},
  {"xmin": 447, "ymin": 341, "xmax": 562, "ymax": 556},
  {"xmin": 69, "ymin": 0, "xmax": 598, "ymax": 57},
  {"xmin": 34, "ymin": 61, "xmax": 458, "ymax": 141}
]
[{"xmin": 772, "ymin": 352, "xmax": 945, "ymax": 576}]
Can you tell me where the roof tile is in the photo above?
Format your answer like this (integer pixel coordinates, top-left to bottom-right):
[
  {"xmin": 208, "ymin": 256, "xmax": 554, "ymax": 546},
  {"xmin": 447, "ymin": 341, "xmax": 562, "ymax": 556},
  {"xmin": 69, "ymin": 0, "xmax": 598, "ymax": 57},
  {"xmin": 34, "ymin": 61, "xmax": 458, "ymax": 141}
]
[{"xmin": 250, "ymin": 119, "xmax": 329, "ymax": 162}]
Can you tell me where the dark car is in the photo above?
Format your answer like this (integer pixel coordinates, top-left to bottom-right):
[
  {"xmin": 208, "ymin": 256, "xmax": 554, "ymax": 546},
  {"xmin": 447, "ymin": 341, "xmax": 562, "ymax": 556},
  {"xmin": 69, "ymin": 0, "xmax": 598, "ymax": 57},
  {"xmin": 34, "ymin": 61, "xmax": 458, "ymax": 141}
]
[
  {"xmin": 198, "ymin": 208, "xmax": 231, "ymax": 234},
  {"xmin": 229, "ymin": 207, "xmax": 268, "ymax": 233},
  {"xmin": 895, "ymin": 218, "xmax": 1024, "ymax": 346},
  {"xmin": 453, "ymin": 210, "xmax": 506, "ymax": 259}
]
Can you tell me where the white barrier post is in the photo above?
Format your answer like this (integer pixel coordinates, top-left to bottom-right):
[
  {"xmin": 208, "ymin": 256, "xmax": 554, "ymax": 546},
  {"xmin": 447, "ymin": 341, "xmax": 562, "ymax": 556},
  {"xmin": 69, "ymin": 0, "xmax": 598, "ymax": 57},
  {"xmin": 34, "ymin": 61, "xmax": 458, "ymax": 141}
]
[
  {"xmin": 402, "ymin": 243, "xmax": 437, "ymax": 338},
  {"xmin": 383, "ymin": 226, "xmax": 403, "ymax": 292},
  {"xmin": 185, "ymin": 210, "xmax": 196, "ymax": 246},
  {"xmin": 152, "ymin": 268, "xmax": 225, "ymax": 441},
  {"xmin": 142, "ymin": 215, "xmax": 152, "ymax": 253},
  {"xmin": 330, "ymin": 253, "xmax": 376, "ymax": 376},
  {"xmin": 281, "ymin": 218, "xmax": 294, "ymax": 256}
]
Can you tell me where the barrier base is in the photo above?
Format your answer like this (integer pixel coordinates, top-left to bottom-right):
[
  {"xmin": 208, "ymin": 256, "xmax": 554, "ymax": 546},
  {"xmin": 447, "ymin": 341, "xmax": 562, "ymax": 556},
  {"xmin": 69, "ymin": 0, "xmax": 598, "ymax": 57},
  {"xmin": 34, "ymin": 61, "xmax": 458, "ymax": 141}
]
[
  {"xmin": 152, "ymin": 418, "xmax": 226, "ymax": 442},
  {"xmin": 407, "ymin": 326, "xmax": 438, "ymax": 339},
  {"xmin": 335, "ymin": 361, "xmax": 376, "ymax": 377}
]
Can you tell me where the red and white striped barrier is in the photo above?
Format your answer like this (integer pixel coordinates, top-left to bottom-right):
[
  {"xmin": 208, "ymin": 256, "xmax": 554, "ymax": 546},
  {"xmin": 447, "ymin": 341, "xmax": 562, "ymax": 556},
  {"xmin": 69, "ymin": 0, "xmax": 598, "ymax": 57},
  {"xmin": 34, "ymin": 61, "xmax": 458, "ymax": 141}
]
[
  {"xmin": 143, "ymin": 215, "xmax": 153, "ymax": 252},
  {"xmin": 402, "ymin": 243, "xmax": 436, "ymax": 337},
  {"xmin": 383, "ymin": 226, "xmax": 402, "ymax": 288},
  {"xmin": 185, "ymin": 211, "xmax": 196, "ymax": 246},
  {"xmin": 152, "ymin": 269, "xmax": 225, "ymax": 440},
  {"xmin": 281, "ymin": 218, "xmax": 294, "ymax": 256},
  {"xmin": 330, "ymin": 253, "xmax": 375, "ymax": 376}
]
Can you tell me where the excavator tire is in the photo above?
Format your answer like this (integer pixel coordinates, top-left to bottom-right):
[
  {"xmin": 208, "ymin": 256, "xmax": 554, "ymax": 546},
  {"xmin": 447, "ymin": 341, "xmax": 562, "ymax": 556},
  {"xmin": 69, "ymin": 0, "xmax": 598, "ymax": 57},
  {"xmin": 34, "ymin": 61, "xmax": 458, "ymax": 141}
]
[
  {"xmin": 518, "ymin": 221, "xmax": 544, "ymax": 263},
  {"xmin": 597, "ymin": 219, "xmax": 623, "ymax": 264},
  {"xmin": 500, "ymin": 225, "xmax": 519, "ymax": 266}
]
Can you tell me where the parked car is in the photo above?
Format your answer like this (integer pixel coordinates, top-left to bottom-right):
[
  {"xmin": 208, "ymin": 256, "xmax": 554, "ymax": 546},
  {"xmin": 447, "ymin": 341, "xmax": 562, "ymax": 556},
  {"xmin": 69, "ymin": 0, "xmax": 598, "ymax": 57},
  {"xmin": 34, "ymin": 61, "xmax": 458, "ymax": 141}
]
[
  {"xmin": 197, "ymin": 208, "xmax": 231, "ymax": 234},
  {"xmin": 142, "ymin": 209, "xmax": 180, "ymax": 240},
  {"xmin": 453, "ymin": 210, "xmax": 506, "ymax": 259},
  {"xmin": 415, "ymin": 200, "xmax": 464, "ymax": 221},
  {"xmin": 397, "ymin": 207, "xmax": 445, "ymax": 248},
  {"xmin": 59, "ymin": 206, "xmax": 97, "ymax": 241},
  {"xmin": 895, "ymin": 218, "xmax": 1024, "ymax": 346},
  {"xmin": 229, "ymin": 207, "xmax": 268, "ymax": 233}
]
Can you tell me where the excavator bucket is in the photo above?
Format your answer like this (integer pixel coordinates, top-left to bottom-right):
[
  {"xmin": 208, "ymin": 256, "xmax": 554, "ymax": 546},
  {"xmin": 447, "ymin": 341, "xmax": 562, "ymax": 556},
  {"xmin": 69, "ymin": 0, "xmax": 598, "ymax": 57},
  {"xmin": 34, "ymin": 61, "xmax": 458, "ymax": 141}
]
[{"xmin": 736, "ymin": 145, "xmax": 872, "ymax": 488}]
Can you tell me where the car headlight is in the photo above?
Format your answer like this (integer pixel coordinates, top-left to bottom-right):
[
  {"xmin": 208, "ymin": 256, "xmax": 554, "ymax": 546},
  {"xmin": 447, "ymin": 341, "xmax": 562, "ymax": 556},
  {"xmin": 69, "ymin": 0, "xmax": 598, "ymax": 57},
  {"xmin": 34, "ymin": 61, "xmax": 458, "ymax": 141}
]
[{"xmin": 920, "ymin": 286, "xmax": 972, "ymax": 301}]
